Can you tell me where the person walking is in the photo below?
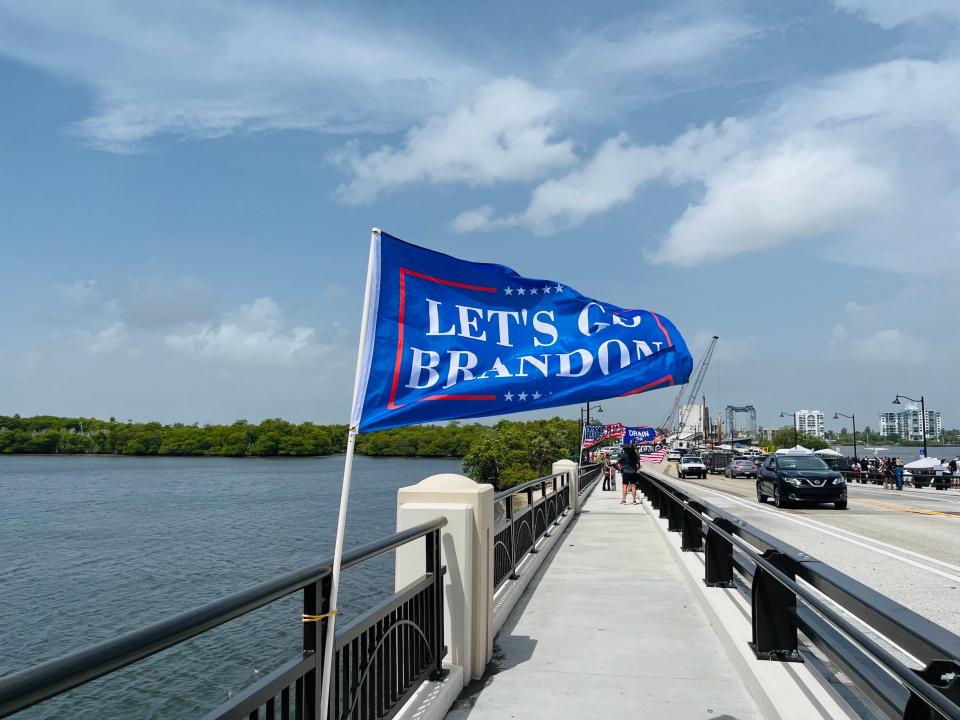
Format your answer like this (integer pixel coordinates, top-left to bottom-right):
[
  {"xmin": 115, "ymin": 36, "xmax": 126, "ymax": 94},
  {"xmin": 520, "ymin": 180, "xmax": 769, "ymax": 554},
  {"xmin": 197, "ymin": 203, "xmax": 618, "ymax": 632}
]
[
  {"xmin": 894, "ymin": 458, "xmax": 904, "ymax": 491},
  {"xmin": 618, "ymin": 442, "xmax": 640, "ymax": 505},
  {"xmin": 881, "ymin": 458, "xmax": 894, "ymax": 490}
]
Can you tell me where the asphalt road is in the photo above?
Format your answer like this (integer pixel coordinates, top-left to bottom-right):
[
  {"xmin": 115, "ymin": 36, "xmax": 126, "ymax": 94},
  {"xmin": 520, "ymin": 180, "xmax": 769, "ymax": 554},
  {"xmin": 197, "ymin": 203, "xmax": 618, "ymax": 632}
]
[{"xmin": 645, "ymin": 463, "xmax": 960, "ymax": 640}]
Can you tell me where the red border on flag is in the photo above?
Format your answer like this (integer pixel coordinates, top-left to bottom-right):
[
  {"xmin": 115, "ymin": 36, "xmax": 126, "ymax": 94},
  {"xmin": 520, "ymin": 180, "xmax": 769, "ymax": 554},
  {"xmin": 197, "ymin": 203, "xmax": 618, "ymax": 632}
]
[
  {"xmin": 620, "ymin": 374, "xmax": 674, "ymax": 396},
  {"xmin": 388, "ymin": 268, "xmax": 498, "ymax": 410}
]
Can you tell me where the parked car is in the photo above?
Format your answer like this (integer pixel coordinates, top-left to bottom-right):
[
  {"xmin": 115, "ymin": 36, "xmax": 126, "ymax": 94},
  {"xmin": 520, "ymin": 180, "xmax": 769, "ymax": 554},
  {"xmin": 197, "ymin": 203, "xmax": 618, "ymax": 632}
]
[
  {"xmin": 757, "ymin": 454, "xmax": 847, "ymax": 510},
  {"xmin": 725, "ymin": 458, "xmax": 758, "ymax": 478},
  {"xmin": 678, "ymin": 455, "xmax": 707, "ymax": 479},
  {"xmin": 666, "ymin": 450, "xmax": 683, "ymax": 463}
]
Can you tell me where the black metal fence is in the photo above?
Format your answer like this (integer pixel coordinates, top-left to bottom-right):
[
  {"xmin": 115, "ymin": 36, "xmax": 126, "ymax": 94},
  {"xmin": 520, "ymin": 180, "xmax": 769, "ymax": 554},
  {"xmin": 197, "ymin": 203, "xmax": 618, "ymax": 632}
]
[
  {"xmin": 492, "ymin": 473, "xmax": 570, "ymax": 591},
  {"xmin": 638, "ymin": 470, "xmax": 960, "ymax": 720},
  {"xmin": 577, "ymin": 463, "xmax": 602, "ymax": 495},
  {"xmin": 0, "ymin": 519, "xmax": 448, "ymax": 720}
]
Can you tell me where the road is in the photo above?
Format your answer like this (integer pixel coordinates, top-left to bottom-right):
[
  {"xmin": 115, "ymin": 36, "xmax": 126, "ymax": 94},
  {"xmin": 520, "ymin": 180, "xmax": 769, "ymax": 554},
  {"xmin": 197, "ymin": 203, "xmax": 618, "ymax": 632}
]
[{"xmin": 644, "ymin": 463, "xmax": 960, "ymax": 640}]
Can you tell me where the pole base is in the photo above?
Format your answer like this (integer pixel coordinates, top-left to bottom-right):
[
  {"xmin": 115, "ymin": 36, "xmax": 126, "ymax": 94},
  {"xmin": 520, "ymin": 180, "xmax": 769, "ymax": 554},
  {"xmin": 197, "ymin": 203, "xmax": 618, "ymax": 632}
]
[{"xmin": 748, "ymin": 643, "xmax": 802, "ymax": 662}]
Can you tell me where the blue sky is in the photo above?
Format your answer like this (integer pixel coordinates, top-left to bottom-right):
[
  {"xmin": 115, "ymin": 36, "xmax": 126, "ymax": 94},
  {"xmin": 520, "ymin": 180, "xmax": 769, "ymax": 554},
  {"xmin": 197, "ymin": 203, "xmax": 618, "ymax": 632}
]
[{"xmin": 2, "ymin": 0, "xmax": 958, "ymax": 430}]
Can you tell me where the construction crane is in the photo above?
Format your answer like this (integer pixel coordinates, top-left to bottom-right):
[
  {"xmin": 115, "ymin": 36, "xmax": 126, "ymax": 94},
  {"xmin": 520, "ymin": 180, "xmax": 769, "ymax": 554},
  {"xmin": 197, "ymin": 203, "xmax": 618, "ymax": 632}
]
[{"xmin": 661, "ymin": 336, "xmax": 719, "ymax": 444}]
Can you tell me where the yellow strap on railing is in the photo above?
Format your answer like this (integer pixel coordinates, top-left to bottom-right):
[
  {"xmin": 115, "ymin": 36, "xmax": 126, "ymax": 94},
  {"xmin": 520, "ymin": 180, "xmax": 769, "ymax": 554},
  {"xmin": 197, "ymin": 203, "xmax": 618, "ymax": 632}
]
[{"xmin": 301, "ymin": 609, "xmax": 337, "ymax": 623}]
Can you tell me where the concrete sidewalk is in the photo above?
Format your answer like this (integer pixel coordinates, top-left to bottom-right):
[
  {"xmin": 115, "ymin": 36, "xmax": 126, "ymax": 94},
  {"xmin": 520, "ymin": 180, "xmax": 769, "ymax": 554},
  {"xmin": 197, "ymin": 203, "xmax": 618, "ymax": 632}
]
[{"xmin": 446, "ymin": 485, "xmax": 764, "ymax": 720}]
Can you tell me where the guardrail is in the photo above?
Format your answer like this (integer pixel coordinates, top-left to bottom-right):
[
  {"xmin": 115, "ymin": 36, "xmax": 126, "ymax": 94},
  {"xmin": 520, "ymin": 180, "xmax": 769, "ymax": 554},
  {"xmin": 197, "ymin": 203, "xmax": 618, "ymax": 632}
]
[
  {"xmin": 638, "ymin": 470, "xmax": 960, "ymax": 720},
  {"xmin": 492, "ymin": 473, "xmax": 570, "ymax": 591},
  {"xmin": 577, "ymin": 463, "xmax": 602, "ymax": 495},
  {"xmin": 0, "ymin": 519, "xmax": 448, "ymax": 720}
]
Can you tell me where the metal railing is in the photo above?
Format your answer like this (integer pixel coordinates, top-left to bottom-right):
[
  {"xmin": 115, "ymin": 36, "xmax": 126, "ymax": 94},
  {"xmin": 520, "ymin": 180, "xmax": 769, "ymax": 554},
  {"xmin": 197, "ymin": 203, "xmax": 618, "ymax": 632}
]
[
  {"xmin": 492, "ymin": 473, "xmax": 570, "ymax": 591},
  {"xmin": 577, "ymin": 463, "xmax": 602, "ymax": 495},
  {"xmin": 638, "ymin": 470, "xmax": 960, "ymax": 720},
  {"xmin": 0, "ymin": 519, "xmax": 448, "ymax": 720}
]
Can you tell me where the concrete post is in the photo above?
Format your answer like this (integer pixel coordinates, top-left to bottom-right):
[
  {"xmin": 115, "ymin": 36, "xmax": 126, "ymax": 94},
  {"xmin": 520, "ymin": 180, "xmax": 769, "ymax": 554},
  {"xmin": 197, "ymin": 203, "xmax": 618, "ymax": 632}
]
[
  {"xmin": 552, "ymin": 459, "xmax": 578, "ymax": 514},
  {"xmin": 395, "ymin": 474, "xmax": 494, "ymax": 688}
]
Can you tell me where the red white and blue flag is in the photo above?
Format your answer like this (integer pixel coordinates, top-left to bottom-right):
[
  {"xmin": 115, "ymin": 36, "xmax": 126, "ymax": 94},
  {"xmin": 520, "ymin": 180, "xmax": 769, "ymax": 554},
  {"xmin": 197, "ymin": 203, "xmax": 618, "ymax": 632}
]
[{"xmin": 351, "ymin": 231, "xmax": 693, "ymax": 433}]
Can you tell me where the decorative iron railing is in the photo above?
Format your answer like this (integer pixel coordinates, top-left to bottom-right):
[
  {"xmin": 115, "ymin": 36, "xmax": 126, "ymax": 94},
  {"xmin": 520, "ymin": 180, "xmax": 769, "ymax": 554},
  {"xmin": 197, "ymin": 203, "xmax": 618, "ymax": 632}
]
[
  {"xmin": 638, "ymin": 470, "xmax": 960, "ymax": 720},
  {"xmin": 577, "ymin": 463, "xmax": 602, "ymax": 495},
  {"xmin": 0, "ymin": 519, "xmax": 447, "ymax": 720},
  {"xmin": 492, "ymin": 473, "xmax": 570, "ymax": 591}
]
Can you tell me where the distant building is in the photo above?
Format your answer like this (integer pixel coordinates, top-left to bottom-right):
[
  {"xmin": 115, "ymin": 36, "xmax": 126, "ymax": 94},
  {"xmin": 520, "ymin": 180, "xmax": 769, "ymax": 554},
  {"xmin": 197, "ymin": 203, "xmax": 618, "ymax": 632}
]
[
  {"xmin": 793, "ymin": 410, "xmax": 824, "ymax": 439},
  {"xmin": 757, "ymin": 428, "xmax": 776, "ymax": 443},
  {"xmin": 879, "ymin": 406, "xmax": 942, "ymax": 441}
]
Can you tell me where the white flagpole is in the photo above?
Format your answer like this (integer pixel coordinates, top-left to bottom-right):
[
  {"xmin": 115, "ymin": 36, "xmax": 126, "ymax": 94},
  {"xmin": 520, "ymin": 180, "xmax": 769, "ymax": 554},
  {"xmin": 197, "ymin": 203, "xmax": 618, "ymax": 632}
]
[{"xmin": 319, "ymin": 228, "xmax": 380, "ymax": 720}]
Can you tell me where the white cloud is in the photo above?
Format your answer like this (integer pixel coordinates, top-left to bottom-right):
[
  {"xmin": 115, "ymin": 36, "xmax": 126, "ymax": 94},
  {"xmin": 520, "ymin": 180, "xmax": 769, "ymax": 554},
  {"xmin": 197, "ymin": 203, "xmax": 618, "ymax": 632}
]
[
  {"xmin": 653, "ymin": 140, "xmax": 891, "ymax": 265},
  {"xmin": 561, "ymin": 14, "xmax": 758, "ymax": 77},
  {"xmin": 454, "ymin": 120, "xmax": 749, "ymax": 234},
  {"xmin": 334, "ymin": 78, "xmax": 577, "ymax": 203},
  {"xmin": 833, "ymin": 0, "xmax": 960, "ymax": 28},
  {"xmin": 829, "ymin": 325, "xmax": 928, "ymax": 363},
  {"xmin": 165, "ymin": 297, "xmax": 325, "ymax": 366},
  {"xmin": 76, "ymin": 322, "xmax": 129, "ymax": 355},
  {"xmin": 0, "ymin": 0, "xmax": 481, "ymax": 151},
  {"xmin": 459, "ymin": 50, "xmax": 960, "ymax": 273}
]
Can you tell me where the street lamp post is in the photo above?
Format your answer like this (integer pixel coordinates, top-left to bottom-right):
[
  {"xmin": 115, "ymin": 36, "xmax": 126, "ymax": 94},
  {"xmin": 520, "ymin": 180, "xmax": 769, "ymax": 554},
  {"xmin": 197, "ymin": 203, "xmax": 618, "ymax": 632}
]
[
  {"xmin": 779, "ymin": 411, "xmax": 798, "ymax": 447},
  {"xmin": 834, "ymin": 412, "xmax": 857, "ymax": 461},
  {"xmin": 893, "ymin": 395, "xmax": 927, "ymax": 458}
]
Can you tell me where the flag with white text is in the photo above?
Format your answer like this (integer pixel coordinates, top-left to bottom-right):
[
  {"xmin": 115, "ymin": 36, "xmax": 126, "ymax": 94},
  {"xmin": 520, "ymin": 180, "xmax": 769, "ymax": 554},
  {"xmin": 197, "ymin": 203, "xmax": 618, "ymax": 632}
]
[{"xmin": 352, "ymin": 231, "xmax": 693, "ymax": 433}]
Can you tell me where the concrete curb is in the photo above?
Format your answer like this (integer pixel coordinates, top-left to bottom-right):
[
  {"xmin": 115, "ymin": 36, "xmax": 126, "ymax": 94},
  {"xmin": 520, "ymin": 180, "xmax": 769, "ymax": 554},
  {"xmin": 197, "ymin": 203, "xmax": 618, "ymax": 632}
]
[
  {"xmin": 640, "ymin": 494, "xmax": 860, "ymax": 720},
  {"xmin": 394, "ymin": 664, "xmax": 464, "ymax": 720}
]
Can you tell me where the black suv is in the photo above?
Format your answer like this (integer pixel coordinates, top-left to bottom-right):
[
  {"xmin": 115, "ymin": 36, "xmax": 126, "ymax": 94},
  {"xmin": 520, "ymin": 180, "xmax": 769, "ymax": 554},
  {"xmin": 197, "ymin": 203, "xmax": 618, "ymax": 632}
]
[{"xmin": 757, "ymin": 454, "xmax": 847, "ymax": 510}]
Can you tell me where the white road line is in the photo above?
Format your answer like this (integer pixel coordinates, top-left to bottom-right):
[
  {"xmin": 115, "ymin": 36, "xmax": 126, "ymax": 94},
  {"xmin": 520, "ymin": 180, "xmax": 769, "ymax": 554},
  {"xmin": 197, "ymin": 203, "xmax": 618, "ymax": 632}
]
[
  {"xmin": 849, "ymin": 483, "xmax": 960, "ymax": 506},
  {"xmin": 666, "ymin": 475, "xmax": 960, "ymax": 584}
]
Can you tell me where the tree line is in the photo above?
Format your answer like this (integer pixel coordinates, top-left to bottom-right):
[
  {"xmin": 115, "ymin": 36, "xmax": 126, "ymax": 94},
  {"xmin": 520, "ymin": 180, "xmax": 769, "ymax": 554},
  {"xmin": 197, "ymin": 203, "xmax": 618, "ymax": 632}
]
[{"xmin": 0, "ymin": 414, "xmax": 581, "ymax": 489}]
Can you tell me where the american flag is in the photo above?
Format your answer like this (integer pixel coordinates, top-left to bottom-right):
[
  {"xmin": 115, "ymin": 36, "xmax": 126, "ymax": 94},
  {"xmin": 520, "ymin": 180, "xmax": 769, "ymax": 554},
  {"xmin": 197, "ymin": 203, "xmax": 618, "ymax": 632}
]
[
  {"xmin": 582, "ymin": 423, "xmax": 626, "ymax": 449},
  {"xmin": 639, "ymin": 450, "xmax": 667, "ymax": 463}
]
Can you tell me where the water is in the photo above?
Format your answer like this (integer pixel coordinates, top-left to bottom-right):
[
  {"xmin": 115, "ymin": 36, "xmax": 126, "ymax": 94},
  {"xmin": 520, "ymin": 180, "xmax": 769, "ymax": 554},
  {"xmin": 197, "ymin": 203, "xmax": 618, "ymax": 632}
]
[
  {"xmin": 831, "ymin": 445, "xmax": 960, "ymax": 460},
  {"xmin": 0, "ymin": 455, "xmax": 462, "ymax": 719}
]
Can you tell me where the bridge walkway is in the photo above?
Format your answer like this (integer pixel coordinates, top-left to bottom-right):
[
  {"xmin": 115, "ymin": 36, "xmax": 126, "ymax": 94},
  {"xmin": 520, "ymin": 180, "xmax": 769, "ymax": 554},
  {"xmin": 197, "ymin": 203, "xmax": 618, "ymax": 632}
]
[{"xmin": 446, "ymin": 484, "xmax": 763, "ymax": 719}]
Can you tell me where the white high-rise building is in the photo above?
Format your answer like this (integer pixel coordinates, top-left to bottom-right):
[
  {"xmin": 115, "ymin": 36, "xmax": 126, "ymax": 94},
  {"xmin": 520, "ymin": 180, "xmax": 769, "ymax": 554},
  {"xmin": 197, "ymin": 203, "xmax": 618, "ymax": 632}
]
[
  {"xmin": 879, "ymin": 406, "xmax": 941, "ymax": 441},
  {"xmin": 793, "ymin": 410, "xmax": 825, "ymax": 439}
]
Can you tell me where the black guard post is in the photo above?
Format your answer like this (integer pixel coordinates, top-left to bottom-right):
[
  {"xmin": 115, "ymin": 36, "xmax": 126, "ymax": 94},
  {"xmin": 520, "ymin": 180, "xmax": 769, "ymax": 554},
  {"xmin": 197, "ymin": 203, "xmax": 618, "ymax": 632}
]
[
  {"xmin": 680, "ymin": 502, "xmax": 703, "ymax": 552},
  {"xmin": 704, "ymin": 518, "xmax": 736, "ymax": 587},
  {"xmin": 666, "ymin": 495, "xmax": 682, "ymax": 533},
  {"xmin": 749, "ymin": 550, "xmax": 801, "ymax": 662},
  {"xmin": 903, "ymin": 660, "xmax": 960, "ymax": 720}
]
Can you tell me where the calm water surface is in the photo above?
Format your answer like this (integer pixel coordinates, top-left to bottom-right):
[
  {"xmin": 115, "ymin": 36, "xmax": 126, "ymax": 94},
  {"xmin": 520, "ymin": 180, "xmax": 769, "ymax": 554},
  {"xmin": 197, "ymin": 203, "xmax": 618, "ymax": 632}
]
[{"xmin": 0, "ymin": 455, "xmax": 461, "ymax": 719}]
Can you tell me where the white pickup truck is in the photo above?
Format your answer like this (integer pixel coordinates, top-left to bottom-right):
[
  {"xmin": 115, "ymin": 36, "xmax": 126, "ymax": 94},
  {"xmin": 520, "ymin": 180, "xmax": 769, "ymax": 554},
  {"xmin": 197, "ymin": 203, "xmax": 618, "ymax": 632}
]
[{"xmin": 678, "ymin": 455, "xmax": 707, "ymax": 479}]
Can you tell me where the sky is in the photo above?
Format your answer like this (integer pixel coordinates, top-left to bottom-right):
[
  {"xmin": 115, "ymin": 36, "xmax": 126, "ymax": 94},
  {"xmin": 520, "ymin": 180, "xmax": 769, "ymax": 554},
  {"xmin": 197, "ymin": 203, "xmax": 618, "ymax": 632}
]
[{"xmin": 1, "ymin": 0, "xmax": 958, "ymax": 432}]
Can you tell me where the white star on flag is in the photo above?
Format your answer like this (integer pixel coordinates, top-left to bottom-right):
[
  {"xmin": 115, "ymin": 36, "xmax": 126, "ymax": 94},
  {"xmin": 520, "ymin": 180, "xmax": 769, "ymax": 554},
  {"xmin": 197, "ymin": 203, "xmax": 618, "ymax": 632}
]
[
  {"xmin": 542, "ymin": 285, "xmax": 551, "ymax": 294},
  {"xmin": 517, "ymin": 391, "xmax": 528, "ymax": 401},
  {"xmin": 554, "ymin": 283, "xmax": 564, "ymax": 293},
  {"xmin": 517, "ymin": 288, "xmax": 526, "ymax": 295},
  {"xmin": 504, "ymin": 287, "xmax": 513, "ymax": 296},
  {"xmin": 504, "ymin": 391, "xmax": 514, "ymax": 401},
  {"xmin": 532, "ymin": 391, "xmax": 542, "ymax": 400},
  {"xmin": 530, "ymin": 287, "xmax": 538, "ymax": 295}
]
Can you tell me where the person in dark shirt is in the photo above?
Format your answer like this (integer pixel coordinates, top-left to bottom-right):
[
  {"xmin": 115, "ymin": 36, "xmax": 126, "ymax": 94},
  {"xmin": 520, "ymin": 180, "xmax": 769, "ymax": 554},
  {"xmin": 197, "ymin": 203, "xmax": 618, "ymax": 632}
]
[{"xmin": 618, "ymin": 442, "xmax": 641, "ymax": 505}]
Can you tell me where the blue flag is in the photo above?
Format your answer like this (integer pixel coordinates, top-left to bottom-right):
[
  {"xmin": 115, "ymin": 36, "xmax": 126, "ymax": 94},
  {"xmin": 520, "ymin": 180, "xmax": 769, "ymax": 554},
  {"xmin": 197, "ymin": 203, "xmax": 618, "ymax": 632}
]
[
  {"xmin": 624, "ymin": 426, "xmax": 658, "ymax": 444},
  {"xmin": 351, "ymin": 230, "xmax": 693, "ymax": 433}
]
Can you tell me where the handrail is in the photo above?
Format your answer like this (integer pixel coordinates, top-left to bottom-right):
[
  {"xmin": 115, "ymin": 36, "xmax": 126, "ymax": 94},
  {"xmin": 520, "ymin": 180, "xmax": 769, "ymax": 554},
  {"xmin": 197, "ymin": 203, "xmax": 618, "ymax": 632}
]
[
  {"xmin": 0, "ymin": 517, "xmax": 447, "ymax": 718},
  {"xmin": 494, "ymin": 472, "xmax": 564, "ymax": 500},
  {"xmin": 639, "ymin": 470, "xmax": 960, "ymax": 720}
]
